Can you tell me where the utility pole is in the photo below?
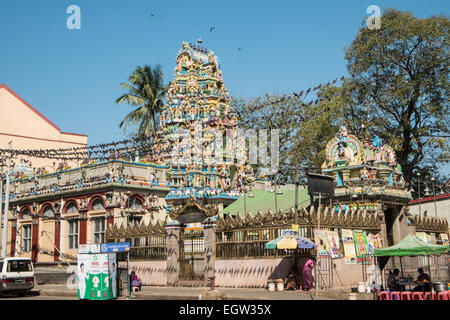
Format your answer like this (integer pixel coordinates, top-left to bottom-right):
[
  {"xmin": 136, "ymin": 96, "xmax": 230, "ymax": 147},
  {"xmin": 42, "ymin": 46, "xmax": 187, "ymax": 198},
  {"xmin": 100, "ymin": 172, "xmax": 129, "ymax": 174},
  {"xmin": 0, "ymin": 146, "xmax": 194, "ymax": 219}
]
[
  {"xmin": 2, "ymin": 142, "xmax": 12, "ymax": 259},
  {"xmin": 293, "ymin": 169, "xmax": 299, "ymax": 272}
]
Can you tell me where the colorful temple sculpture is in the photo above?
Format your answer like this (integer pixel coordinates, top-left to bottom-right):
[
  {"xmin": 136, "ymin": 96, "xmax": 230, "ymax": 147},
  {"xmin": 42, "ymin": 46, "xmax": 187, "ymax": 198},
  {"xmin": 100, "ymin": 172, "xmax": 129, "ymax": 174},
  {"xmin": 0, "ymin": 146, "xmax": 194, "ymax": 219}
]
[
  {"xmin": 321, "ymin": 126, "xmax": 416, "ymax": 247},
  {"xmin": 154, "ymin": 42, "xmax": 254, "ymax": 224},
  {"xmin": 3, "ymin": 44, "xmax": 448, "ymax": 290}
]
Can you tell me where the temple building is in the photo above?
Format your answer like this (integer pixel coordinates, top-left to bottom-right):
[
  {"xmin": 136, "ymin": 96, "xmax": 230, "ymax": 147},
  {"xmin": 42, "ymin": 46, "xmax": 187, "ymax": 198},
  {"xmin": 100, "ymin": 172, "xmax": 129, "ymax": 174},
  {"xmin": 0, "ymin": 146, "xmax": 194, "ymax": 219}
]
[
  {"xmin": 0, "ymin": 84, "xmax": 88, "ymax": 172},
  {"xmin": 2, "ymin": 44, "xmax": 448, "ymax": 290}
]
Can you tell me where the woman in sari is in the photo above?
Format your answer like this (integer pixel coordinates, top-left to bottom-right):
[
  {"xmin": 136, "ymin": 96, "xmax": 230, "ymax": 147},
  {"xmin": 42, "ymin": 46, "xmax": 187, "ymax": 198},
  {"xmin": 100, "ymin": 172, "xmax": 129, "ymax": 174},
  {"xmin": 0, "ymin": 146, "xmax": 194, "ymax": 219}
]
[{"xmin": 302, "ymin": 258, "xmax": 315, "ymax": 291}]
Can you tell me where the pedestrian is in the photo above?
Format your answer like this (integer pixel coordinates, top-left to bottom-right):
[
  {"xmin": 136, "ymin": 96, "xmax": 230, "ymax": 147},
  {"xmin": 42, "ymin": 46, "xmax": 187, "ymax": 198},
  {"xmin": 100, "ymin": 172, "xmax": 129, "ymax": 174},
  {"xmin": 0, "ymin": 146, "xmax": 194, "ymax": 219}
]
[
  {"xmin": 130, "ymin": 270, "xmax": 142, "ymax": 291},
  {"xmin": 413, "ymin": 268, "xmax": 431, "ymax": 292},
  {"xmin": 302, "ymin": 258, "xmax": 315, "ymax": 291},
  {"xmin": 387, "ymin": 268, "xmax": 401, "ymax": 291}
]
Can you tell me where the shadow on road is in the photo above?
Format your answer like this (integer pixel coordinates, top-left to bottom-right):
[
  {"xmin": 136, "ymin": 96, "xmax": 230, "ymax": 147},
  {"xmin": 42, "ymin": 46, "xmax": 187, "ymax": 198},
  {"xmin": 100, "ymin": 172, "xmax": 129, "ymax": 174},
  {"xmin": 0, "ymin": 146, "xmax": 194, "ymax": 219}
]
[{"xmin": 0, "ymin": 290, "xmax": 40, "ymax": 298}]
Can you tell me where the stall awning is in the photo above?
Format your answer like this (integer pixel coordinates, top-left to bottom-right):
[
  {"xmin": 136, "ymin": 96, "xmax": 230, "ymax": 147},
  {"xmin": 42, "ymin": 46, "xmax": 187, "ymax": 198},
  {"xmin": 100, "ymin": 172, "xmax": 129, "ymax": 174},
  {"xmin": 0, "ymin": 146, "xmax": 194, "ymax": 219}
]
[{"xmin": 374, "ymin": 234, "xmax": 449, "ymax": 257}]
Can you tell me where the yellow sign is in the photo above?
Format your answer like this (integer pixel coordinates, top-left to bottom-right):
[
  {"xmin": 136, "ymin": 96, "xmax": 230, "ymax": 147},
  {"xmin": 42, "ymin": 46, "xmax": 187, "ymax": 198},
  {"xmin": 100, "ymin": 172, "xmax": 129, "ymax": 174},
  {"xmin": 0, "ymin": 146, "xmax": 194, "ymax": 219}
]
[{"xmin": 292, "ymin": 224, "xmax": 299, "ymax": 232}]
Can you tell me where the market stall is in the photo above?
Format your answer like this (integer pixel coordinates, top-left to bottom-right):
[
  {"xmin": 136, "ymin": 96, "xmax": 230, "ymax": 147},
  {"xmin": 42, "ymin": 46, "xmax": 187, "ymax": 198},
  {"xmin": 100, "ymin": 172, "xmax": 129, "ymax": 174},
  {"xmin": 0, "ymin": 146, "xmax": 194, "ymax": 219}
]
[{"xmin": 374, "ymin": 234, "xmax": 449, "ymax": 294}]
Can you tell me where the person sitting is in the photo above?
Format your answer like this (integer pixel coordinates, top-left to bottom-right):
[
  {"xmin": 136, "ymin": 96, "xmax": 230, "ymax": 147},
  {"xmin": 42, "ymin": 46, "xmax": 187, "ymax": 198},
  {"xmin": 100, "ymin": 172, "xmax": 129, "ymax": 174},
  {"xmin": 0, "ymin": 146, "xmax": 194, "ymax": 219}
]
[
  {"xmin": 130, "ymin": 271, "xmax": 142, "ymax": 291},
  {"xmin": 413, "ymin": 268, "xmax": 431, "ymax": 292},
  {"xmin": 387, "ymin": 269, "xmax": 402, "ymax": 291},
  {"xmin": 285, "ymin": 266, "xmax": 298, "ymax": 290}
]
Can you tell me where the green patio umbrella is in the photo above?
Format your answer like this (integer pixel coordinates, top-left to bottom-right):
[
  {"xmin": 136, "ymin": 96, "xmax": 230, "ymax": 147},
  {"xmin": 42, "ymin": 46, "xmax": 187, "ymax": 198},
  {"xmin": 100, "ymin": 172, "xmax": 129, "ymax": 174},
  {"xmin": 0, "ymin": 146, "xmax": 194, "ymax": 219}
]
[{"xmin": 374, "ymin": 234, "xmax": 449, "ymax": 257}]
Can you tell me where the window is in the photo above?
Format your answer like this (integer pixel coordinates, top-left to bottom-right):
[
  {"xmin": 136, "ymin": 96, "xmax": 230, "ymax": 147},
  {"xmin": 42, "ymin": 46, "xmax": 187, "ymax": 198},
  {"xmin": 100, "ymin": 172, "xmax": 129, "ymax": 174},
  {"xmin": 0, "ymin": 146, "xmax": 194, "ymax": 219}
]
[
  {"xmin": 92, "ymin": 199, "xmax": 105, "ymax": 210},
  {"xmin": 7, "ymin": 260, "xmax": 32, "ymax": 272},
  {"xmin": 93, "ymin": 219, "xmax": 105, "ymax": 244},
  {"xmin": 22, "ymin": 225, "xmax": 32, "ymax": 252},
  {"xmin": 43, "ymin": 205, "xmax": 54, "ymax": 217},
  {"xmin": 129, "ymin": 197, "xmax": 143, "ymax": 210},
  {"xmin": 21, "ymin": 209, "xmax": 32, "ymax": 220},
  {"xmin": 66, "ymin": 202, "xmax": 78, "ymax": 213},
  {"xmin": 68, "ymin": 221, "xmax": 79, "ymax": 249}
]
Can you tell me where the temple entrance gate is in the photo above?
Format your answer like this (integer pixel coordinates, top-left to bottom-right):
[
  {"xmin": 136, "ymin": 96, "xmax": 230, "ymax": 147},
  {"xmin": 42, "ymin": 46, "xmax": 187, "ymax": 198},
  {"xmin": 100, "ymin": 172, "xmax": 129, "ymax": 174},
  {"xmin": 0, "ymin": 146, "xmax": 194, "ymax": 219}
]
[{"xmin": 179, "ymin": 227, "xmax": 205, "ymax": 283}]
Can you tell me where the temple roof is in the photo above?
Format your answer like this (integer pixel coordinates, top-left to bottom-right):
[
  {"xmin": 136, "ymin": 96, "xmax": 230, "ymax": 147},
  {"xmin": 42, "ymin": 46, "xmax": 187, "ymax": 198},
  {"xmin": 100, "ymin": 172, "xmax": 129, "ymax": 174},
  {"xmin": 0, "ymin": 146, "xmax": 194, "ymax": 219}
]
[{"xmin": 221, "ymin": 188, "xmax": 310, "ymax": 216}]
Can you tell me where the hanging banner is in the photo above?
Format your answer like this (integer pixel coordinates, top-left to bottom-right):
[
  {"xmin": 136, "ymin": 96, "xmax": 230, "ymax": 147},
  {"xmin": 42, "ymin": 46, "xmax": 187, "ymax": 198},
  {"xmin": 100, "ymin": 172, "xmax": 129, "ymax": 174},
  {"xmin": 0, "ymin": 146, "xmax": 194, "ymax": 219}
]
[
  {"xmin": 314, "ymin": 229, "xmax": 330, "ymax": 256},
  {"xmin": 108, "ymin": 253, "xmax": 117, "ymax": 299},
  {"xmin": 366, "ymin": 233, "xmax": 375, "ymax": 256},
  {"xmin": 415, "ymin": 232, "xmax": 427, "ymax": 243},
  {"xmin": 341, "ymin": 229, "xmax": 357, "ymax": 264},
  {"xmin": 430, "ymin": 233, "xmax": 437, "ymax": 245},
  {"xmin": 440, "ymin": 233, "xmax": 449, "ymax": 246},
  {"xmin": 425, "ymin": 233, "xmax": 432, "ymax": 244},
  {"xmin": 352, "ymin": 230, "xmax": 372, "ymax": 264},
  {"xmin": 326, "ymin": 230, "xmax": 342, "ymax": 259}
]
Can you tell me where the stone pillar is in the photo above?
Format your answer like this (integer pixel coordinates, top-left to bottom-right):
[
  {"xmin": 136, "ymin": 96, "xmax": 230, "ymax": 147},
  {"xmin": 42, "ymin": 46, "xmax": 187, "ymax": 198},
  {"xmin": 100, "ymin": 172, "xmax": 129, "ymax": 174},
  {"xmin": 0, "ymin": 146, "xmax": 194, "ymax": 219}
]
[
  {"xmin": 54, "ymin": 214, "xmax": 60, "ymax": 262},
  {"xmin": 79, "ymin": 210, "xmax": 88, "ymax": 245},
  {"xmin": 377, "ymin": 203, "xmax": 388, "ymax": 247},
  {"xmin": 342, "ymin": 169, "xmax": 350, "ymax": 182},
  {"xmin": 10, "ymin": 219, "xmax": 17, "ymax": 257},
  {"xmin": 165, "ymin": 221, "xmax": 181, "ymax": 286},
  {"xmin": 31, "ymin": 217, "xmax": 40, "ymax": 263},
  {"xmin": 396, "ymin": 206, "xmax": 412, "ymax": 240},
  {"xmin": 203, "ymin": 218, "xmax": 216, "ymax": 285}
]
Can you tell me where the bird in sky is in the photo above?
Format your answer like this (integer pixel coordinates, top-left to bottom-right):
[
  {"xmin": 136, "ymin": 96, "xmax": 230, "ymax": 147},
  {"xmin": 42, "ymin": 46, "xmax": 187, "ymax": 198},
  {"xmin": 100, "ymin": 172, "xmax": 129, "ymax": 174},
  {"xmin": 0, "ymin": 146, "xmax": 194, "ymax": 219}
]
[
  {"xmin": 210, "ymin": 27, "xmax": 215, "ymax": 32},
  {"xmin": 238, "ymin": 47, "xmax": 242, "ymax": 51},
  {"xmin": 150, "ymin": 13, "xmax": 155, "ymax": 17}
]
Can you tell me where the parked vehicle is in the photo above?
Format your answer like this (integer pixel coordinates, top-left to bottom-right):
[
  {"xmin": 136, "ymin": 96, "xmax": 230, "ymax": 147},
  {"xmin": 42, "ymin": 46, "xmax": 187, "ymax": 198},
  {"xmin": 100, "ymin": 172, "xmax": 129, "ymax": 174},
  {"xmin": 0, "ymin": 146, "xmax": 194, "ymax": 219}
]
[{"xmin": 0, "ymin": 258, "xmax": 35, "ymax": 296}]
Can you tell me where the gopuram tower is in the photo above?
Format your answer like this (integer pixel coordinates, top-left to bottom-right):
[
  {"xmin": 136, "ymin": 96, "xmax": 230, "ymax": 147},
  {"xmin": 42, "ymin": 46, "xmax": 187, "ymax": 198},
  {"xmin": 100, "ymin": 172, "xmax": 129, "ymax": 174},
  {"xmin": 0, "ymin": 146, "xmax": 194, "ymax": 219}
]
[{"xmin": 156, "ymin": 42, "xmax": 255, "ymax": 285}]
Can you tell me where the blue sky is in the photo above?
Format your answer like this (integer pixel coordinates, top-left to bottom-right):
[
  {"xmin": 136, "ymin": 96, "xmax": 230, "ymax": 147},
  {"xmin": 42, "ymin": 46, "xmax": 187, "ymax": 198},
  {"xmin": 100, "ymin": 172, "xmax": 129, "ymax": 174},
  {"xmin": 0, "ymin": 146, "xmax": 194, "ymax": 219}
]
[{"xmin": 0, "ymin": 0, "xmax": 448, "ymax": 171}]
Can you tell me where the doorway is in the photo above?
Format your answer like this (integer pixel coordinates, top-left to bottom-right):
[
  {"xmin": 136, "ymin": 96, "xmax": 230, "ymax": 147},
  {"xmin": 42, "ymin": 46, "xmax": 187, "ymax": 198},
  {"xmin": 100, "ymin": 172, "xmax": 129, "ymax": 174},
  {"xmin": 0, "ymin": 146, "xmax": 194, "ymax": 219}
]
[{"xmin": 179, "ymin": 228, "xmax": 205, "ymax": 285}]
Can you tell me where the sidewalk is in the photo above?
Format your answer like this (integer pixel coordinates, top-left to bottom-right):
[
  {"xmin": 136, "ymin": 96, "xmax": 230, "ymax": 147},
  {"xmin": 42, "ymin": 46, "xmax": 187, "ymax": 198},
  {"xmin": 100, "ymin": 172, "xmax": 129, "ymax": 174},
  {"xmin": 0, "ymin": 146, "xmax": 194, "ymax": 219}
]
[{"xmin": 35, "ymin": 284, "xmax": 374, "ymax": 300}]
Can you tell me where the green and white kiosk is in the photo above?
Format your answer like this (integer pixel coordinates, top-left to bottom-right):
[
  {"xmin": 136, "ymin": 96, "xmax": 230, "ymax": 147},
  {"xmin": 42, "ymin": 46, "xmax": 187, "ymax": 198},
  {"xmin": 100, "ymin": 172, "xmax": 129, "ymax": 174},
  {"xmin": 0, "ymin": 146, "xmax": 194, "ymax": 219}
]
[{"xmin": 77, "ymin": 242, "xmax": 130, "ymax": 300}]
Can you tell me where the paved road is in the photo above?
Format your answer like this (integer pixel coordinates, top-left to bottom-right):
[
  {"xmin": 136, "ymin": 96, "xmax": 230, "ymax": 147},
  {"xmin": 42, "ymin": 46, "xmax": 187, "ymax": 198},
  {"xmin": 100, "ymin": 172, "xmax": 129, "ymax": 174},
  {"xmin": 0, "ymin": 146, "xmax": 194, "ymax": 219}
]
[{"xmin": 0, "ymin": 292, "xmax": 76, "ymax": 300}]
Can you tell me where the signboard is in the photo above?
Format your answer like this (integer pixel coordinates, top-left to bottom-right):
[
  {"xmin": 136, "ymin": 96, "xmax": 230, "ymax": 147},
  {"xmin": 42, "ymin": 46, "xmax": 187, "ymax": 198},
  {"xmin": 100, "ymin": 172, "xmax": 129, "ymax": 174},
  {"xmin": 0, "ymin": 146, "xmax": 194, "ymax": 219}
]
[
  {"xmin": 77, "ymin": 253, "xmax": 111, "ymax": 300},
  {"xmin": 416, "ymin": 232, "xmax": 427, "ymax": 243},
  {"xmin": 314, "ymin": 229, "xmax": 330, "ymax": 256},
  {"xmin": 430, "ymin": 233, "xmax": 437, "ymax": 245},
  {"xmin": 440, "ymin": 233, "xmax": 449, "ymax": 246},
  {"xmin": 100, "ymin": 242, "xmax": 130, "ymax": 253},
  {"xmin": 326, "ymin": 230, "xmax": 342, "ymax": 259},
  {"xmin": 306, "ymin": 173, "xmax": 335, "ymax": 196},
  {"xmin": 180, "ymin": 212, "xmax": 205, "ymax": 224},
  {"xmin": 292, "ymin": 224, "xmax": 299, "ymax": 233},
  {"xmin": 352, "ymin": 230, "xmax": 372, "ymax": 264},
  {"xmin": 79, "ymin": 244, "xmax": 100, "ymax": 254},
  {"xmin": 341, "ymin": 229, "xmax": 357, "ymax": 264}
]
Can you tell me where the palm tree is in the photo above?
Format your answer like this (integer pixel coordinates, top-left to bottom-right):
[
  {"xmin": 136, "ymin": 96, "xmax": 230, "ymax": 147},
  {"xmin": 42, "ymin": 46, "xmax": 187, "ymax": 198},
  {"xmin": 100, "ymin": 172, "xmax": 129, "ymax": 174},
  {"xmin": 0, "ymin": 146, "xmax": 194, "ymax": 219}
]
[{"xmin": 116, "ymin": 64, "xmax": 167, "ymax": 139}]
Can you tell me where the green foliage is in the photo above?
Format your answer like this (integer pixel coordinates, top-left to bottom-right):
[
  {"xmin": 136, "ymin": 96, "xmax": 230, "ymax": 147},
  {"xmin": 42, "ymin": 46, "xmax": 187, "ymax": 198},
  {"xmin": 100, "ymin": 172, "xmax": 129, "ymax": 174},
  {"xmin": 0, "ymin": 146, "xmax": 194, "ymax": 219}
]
[
  {"xmin": 343, "ymin": 8, "xmax": 449, "ymax": 182},
  {"xmin": 232, "ymin": 90, "xmax": 345, "ymax": 181},
  {"xmin": 117, "ymin": 65, "xmax": 168, "ymax": 139}
]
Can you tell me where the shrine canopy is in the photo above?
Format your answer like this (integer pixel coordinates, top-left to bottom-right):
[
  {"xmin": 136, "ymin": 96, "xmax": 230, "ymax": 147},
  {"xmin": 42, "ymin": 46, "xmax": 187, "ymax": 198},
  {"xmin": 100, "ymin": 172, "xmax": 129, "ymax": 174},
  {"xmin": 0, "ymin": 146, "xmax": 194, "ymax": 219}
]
[{"xmin": 374, "ymin": 234, "xmax": 449, "ymax": 257}]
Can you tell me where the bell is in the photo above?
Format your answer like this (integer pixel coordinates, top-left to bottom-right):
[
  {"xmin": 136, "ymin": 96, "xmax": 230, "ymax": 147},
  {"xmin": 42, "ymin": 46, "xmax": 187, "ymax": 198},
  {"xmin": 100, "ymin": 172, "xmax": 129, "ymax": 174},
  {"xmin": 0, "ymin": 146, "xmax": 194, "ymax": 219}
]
[{"xmin": 424, "ymin": 187, "xmax": 431, "ymax": 197}]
